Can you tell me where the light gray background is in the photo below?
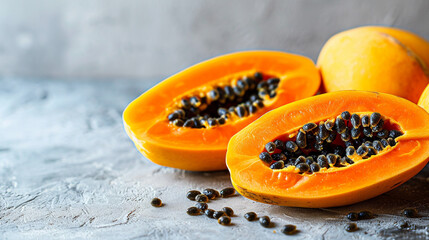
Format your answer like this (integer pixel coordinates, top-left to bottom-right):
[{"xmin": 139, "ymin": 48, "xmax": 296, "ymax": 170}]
[
  {"xmin": 0, "ymin": 0, "xmax": 428, "ymax": 80},
  {"xmin": 1, "ymin": 1, "xmax": 429, "ymax": 239}
]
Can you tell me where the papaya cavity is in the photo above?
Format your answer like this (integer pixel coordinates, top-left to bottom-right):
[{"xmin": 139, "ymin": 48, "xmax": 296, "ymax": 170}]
[
  {"xmin": 123, "ymin": 51, "xmax": 320, "ymax": 171},
  {"xmin": 226, "ymin": 91, "xmax": 429, "ymax": 208}
]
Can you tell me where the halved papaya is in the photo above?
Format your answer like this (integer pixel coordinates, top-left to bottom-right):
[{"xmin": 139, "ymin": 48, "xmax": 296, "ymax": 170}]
[
  {"xmin": 227, "ymin": 91, "xmax": 429, "ymax": 207},
  {"xmin": 123, "ymin": 51, "xmax": 320, "ymax": 171}
]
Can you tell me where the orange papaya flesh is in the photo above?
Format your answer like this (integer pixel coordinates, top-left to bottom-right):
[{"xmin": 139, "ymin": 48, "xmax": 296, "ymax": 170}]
[
  {"xmin": 227, "ymin": 91, "xmax": 429, "ymax": 207},
  {"xmin": 123, "ymin": 51, "xmax": 320, "ymax": 171}
]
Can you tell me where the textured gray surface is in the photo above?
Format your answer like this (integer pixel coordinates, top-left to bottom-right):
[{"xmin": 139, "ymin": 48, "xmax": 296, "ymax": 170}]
[
  {"xmin": 0, "ymin": 0, "xmax": 429, "ymax": 80},
  {"xmin": 1, "ymin": 78, "xmax": 429, "ymax": 239}
]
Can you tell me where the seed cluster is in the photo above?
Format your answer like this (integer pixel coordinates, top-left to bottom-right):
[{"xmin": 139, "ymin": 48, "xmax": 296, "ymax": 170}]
[
  {"xmin": 186, "ymin": 187, "xmax": 237, "ymax": 226},
  {"xmin": 259, "ymin": 111, "xmax": 403, "ymax": 174},
  {"xmin": 167, "ymin": 72, "xmax": 280, "ymax": 128}
]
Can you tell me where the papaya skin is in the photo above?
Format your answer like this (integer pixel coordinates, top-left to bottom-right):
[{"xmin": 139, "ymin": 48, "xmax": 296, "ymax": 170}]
[
  {"xmin": 123, "ymin": 51, "xmax": 320, "ymax": 171},
  {"xmin": 418, "ymin": 83, "xmax": 429, "ymax": 112},
  {"xmin": 317, "ymin": 26, "xmax": 429, "ymax": 103},
  {"xmin": 226, "ymin": 91, "xmax": 429, "ymax": 208}
]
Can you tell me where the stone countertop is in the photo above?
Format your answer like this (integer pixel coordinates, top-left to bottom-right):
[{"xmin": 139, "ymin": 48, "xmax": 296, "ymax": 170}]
[{"xmin": 0, "ymin": 78, "xmax": 428, "ymax": 240}]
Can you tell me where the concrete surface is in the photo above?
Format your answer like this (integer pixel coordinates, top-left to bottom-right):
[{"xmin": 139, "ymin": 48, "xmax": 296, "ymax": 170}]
[
  {"xmin": 0, "ymin": 0, "xmax": 428, "ymax": 80},
  {"xmin": 0, "ymin": 78, "xmax": 428, "ymax": 239}
]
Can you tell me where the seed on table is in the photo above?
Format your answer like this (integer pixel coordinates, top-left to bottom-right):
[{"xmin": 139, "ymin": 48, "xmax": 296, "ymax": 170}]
[
  {"xmin": 222, "ymin": 207, "xmax": 234, "ymax": 217},
  {"xmin": 213, "ymin": 211, "xmax": 226, "ymax": 219},
  {"xmin": 259, "ymin": 216, "xmax": 271, "ymax": 228},
  {"xmin": 281, "ymin": 224, "xmax": 297, "ymax": 235},
  {"xmin": 150, "ymin": 198, "xmax": 163, "ymax": 207},
  {"xmin": 218, "ymin": 216, "xmax": 231, "ymax": 226},
  {"xmin": 220, "ymin": 187, "xmax": 236, "ymax": 198},
  {"xmin": 244, "ymin": 212, "xmax": 257, "ymax": 221},
  {"xmin": 403, "ymin": 208, "xmax": 418, "ymax": 218},
  {"xmin": 345, "ymin": 223, "xmax": 358, "ymax": 232},
  {"xmin": 347, "ymin": 212, "xmax": 359, "ymax": 221},
  {"xmin": 358, "ymin": 211, "xmax": 374, "ymax": 220},
  {"xmin": 186, "ymin": 190, "xmax": 201, "ymax": 201},
  {"xmin": 195, "ymin": 194, "xmax": 209, "ymax": 203},
  {"xmin": 203, "ymin": 188, "xmax": 220, "ymax": 200},
  {"xmin": 187, "ymin": 207, "xmax": 201, "ymax": 216},
  {"xmin": 196, "ymin": 202, "xmax": 208, "ymax": 211},
  {"xmin": 205, "ymin": 209, "xmax": 215, "ymax": 218}
]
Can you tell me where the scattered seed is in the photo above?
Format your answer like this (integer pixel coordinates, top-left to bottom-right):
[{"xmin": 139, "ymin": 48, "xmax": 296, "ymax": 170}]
[
  {"xmin": 203, "ymin": 188, "xmax": 220, "ymax": 200},
  {"xmin": 244, "ymin": 212, "xmax": 258, "ymax": 221},
  {"xmin": 347, "ymin": 212, "xmax": 359, "ymax": 221},
  {"xmin": 218, "ymin": 216, "xmax": 231, "ymax": 226},
  {"xmin": 151, "ymin": 198, "xmax": 163, "ymax": 207},
  {"xmin": 187, "ymin": 206, "xmax": 201, "ymax": 216},
  {"xmin": 259, "ymin": 216, "xmax": 271, "ymax": 228},
  {"xmin": 281, "ymin": 224, "xmax": 297, "ymax": 235},
  {"xmin": 186, "ymin": 190, "xmax": 201, "ymax": 201},
  {"xmin": 358, "ymin": 211, "xmax": 374, "ymax": 220},
  {"xmin": 205, "ymin": 209, "xmax": 215, "ymax": 218},
  {"xmin": 213, "ymin": 211, "xmax": 226, "ymax": 219},
  {"xmin": 220, "ymin": 187, "xmax": 236, "ymax": 198},
  {"xmin": 403, "ymin": 208, "xmax": 418, "ymax": 218},
  {"xmin": 222, "ymin": 207, "xmax": 234, "ymax": 217},
  {"xmin": 345, "ymin": 223, "xmax": 358, "ymax": 232},
  {"xmin": 195, "ymin": 194, "xmax": 209, "ymax": 203}
]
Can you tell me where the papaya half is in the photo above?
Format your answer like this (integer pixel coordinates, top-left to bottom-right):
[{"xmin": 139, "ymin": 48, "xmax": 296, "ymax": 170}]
[
  {"xmin": 123, "ymin": 51, "xmax": 320, "ymax": 171},
  {"xmin": 418, "ymin": 83, "xmax": 429, "ymax": 113},
  {"xmin": 318, "ymin": 26, "xmax": 429, "ymax": 103},
  {"xmin": 227, "ymin": 91, "xmax": 429, "ymax": 208}
]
